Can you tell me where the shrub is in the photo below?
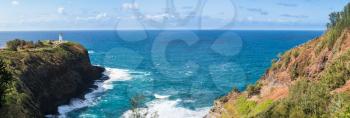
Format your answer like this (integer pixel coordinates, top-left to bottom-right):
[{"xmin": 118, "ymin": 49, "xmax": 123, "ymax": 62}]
[
  {"xmin": 253, "ymin": 99, "xmax": 273, "ymax": 115},
  {"xmin": 235, "ymin": 96, "xmax": 257, "ymax": 115},
  {"xmin": 320, "ymin": 50, "xmax": 350, "ymax": 89},
  {"xmin": 270, "ymin": 58, "xmax": 282, "ymax": 71},
  {"xmin": 229, "ymin": 96, "xmax": 274, "ymax": 117},
  {"xmin": 290, "ymin": 64, "xmax": 299, "ymax": 80},
  {"xmin": 321, "ymin": 3, "xmax": 350, "ymax": 50},
  {"xmin": 261, "ymin": 79, "xmax": 331, "ymax": 117},
  {"xmin": 270, "ymin": 102, "xmax": 289, "ymax": 118},
  {"xmin": 289, "ymin": 107, "xmax": 306, "ymax": 118},
  {"xmin": 5, "ymin": 39, "xmax": 40, "ymax": 51},
  {"xmin": 6, "ymin": 39, "xmax": 23, "ymax": 51},
  {"xmin": 330, "ymin": 93, "xmax": 350, "ymax": 117},
  {"xmin": 35, "ymin": 40, "xmax": 45, "ymax": 48},
  {"xmin": 247, "ymin": 83, "xmax": 262, "ymax": 97},
  {"xmin": 288, "ymin": 79, "xmax": 331, "ymax": 116},
  {"xmin": 5, "ymin": 39, "xmax": 49, "ymax": 51},
  {"xmin": 231, "ymin": 86, "xmax": 240, "ymax": 93},
  {"xmin": 0, "ymin": 59, "xmax": 13, "ymax": 107},
  {"xmin": 291, "ymin": 50, "xmax": 300, "ymax": 58}
]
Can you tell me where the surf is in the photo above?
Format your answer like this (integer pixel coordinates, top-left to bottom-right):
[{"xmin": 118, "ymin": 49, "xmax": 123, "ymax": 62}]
[{"xmin": 48, "ymin": 67, "xmax": 135, "ymax": 117}]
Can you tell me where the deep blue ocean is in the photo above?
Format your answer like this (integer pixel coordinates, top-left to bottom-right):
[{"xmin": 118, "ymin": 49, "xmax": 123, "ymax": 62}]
[{"xmin": 0, "ymin": 30, "xmax": 323, "ymax": 118}]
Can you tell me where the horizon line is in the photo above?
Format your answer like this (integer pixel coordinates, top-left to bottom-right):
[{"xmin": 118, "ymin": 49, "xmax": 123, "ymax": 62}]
[{"xmin": 0, "ymin": 28, "xmax": 326, "ymax": 32}]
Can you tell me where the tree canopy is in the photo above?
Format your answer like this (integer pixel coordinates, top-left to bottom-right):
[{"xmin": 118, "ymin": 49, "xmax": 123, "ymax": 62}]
[{"xmin": 0, "ymin": 59, "xmax": 12, "ymax": 107}]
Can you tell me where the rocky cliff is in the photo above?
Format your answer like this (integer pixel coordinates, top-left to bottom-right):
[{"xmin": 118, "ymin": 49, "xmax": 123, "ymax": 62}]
[
  {"xmin": 0, "ymin": 41, "xmax": 104, "ymax": 117},
  {"xmin": 209, "ymin": 3, "xmax": 350, "ymax": 118}
]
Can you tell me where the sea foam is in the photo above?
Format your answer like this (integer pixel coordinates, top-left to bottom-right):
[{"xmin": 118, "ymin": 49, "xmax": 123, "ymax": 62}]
[
  {"xmin": 48, "ymin": 67, "xmax": 134, "ymax": 118},
  {"xmin": 122, "ymin": 97, "xmax": 210, "ymax": 118},
  {"xmin": 88, "ymin": 50, "xmax": 95, "ymax": 54},
  {"xmin": 102, "ymin": 68, "xmax": 132, "ymax": 90},
  {"xmin": 154, "ymin": 94, "xmax": 170, "ymax": 99}
]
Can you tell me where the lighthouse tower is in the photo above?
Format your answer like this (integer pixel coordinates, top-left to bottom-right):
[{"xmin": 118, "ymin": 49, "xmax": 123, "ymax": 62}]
[{"xmin": 59, "ymin": 33, "xmax": 63, "ymax": 43}]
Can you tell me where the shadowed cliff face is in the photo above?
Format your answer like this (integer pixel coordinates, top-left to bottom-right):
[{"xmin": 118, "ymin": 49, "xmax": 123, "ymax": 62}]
[{"xmin": 0, "ymin": 42, "xmax": 104, "ymax": 117}]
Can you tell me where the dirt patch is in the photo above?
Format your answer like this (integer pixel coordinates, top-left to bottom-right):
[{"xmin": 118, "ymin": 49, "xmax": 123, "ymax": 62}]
[
  {"xmin": 258, "ymin": 87, "xmax": 288, "ymax": 103},
  {"xmin": 333, "ymin": 80, "xmax": 350, "ymax": 94}
]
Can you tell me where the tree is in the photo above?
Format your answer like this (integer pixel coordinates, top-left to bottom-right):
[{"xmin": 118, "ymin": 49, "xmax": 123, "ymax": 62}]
[
  {"xmin": 328, "ymin": 12, "xmax": 339, "ymax": 28},
  {"xmin": 6, "ymin": 39, "xmax": 22, "ymax": 51},
  {"xmin": 130, "ymin": 95, "xmax": 145, "ymax": 118},
  {"xmin": 35, "ymin": 40, "xmax": 44, "ymax": 47},
  {"xmin": 0, "ymin": 59, "xmax": 12, "ymax": 107},
  {"xmin": 129, "ymin": 94, "xmax": 159, "ymax": 118}
]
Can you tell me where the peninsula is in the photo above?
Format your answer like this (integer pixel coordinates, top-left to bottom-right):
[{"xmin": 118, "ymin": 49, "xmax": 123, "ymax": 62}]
[{"xmin": 0, "ymin": 39, "xmax": 104, "ymax": 117}]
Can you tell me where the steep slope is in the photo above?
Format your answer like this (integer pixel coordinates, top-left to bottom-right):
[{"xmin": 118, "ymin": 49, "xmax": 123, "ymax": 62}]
[
  {"xmin": 0, "ymin": 41, "xmax": 104, "ymax": 117},
  {"xmin": 209, "ymin": 3, "xmax": 350, "ymax": 118}
]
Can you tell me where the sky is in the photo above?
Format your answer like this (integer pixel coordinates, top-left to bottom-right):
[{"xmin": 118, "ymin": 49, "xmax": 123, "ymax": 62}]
[{"xmin": 0, "ymin": 0, "xmax": 348, "ymax": 31}]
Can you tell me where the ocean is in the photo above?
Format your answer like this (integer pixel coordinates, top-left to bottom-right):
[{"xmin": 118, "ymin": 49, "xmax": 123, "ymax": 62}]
[{"xmin": 0, "ymin": 30, "xmax": 323, "ymax": 118}]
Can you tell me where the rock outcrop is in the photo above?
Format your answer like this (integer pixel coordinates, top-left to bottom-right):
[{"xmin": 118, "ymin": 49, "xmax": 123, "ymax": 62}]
[{"xmin": 0, "ymin": 41, "xmax": 104, "ymax": 117}]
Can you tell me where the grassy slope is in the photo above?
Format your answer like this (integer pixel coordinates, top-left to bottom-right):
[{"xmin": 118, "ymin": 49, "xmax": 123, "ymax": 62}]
[{"xmin": 209, "ymin": 3, "xmax": 350, "ymax": 118}]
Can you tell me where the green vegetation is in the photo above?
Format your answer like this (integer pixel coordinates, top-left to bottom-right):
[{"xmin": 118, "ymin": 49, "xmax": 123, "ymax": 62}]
[
  {"xmin": 0, "ymin": 59, "xmax": 13, "ymax": 107},
  {"xmin": 254, "ymin": 50, "xmax": 350, "ymax": 117},
  {"xmin": 231, "ymin": 87, "xmax": 240, "ymax": 93},
  {"xmin": 0, "ymin": 39, "xmax": 83, "ymax": 69},
  {"xmin": 257, "ymin": 79, "xmax": 330, "ymax": 118},
  {"xmin": 5, "ymin": 39, "xmax": 49, "ymax": 51},
  {"xmin": 129, "ymin": 95, "xmax": 159, "ymax": 118},
  {"xmin": 0, "ymin": 57, "xmax": 30, "ymax": 117},
  {"xmin": 256, "ymin": 49, "xmax": 350, "ymax": 117},
  {"xmin": 0, "ymin": 39, "xmax": 87, "ymax": 117},
  {"xmin": 318, "ymin": 3, "xmax": 350, "ymax": 51},
  {"xmin": 219, "ymin": 3, "xmax": 350, "ymax": 117},
  {"xmin": 270, "ymin": 58, "xmax": 281, "ymax": 71},
  {"xmin": 247, "ymin": 83, "xmax": 262, "ymax": 97},
  {"xmin": 235, "ymin": 96, "xmax": 257, "ymax": 116},
  {"xmin": 321, "ymin": 50, "xmax": 350, "ymax": 89},
  {"xmin": 130, "ymin": 95, "xmax": 147, "ymax": 118},
  {"xmin": 223, "ymin": 96, "xmax": 273, "ymax": 118}
]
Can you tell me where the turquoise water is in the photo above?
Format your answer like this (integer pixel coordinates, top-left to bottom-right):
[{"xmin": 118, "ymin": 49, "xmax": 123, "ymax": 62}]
[{"xmin": 0, "ymin": 30, "xmax": 323, "ymax": 118}]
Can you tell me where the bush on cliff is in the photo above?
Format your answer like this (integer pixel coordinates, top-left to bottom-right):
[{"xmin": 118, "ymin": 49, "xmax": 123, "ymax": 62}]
[
  {"xmin": 319, "ymin": 3, "xmax": 350, "ymax": 51},
  {"xmin": 6, "ymin": 39, "xmax": 48, "ymax": 51},
  {"xmin": 257, "ymin": 79, "xmax": 331, "ymax": 117},
  {"xmin": 321, "ymin": 50, "xmax": 350, "ymax": 89},
  {"xmin": 247, "ymin": 83, "xmax": 262, "ymax": 97},
  {"xmin": 0, "ymin": 59, "xmax": 13, "ymax": 107}
]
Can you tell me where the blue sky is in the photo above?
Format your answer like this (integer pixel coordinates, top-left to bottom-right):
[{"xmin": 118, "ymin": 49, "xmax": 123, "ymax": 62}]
[{"xmin": 0, "ymin": 0, "xmax": 348, "ymax": 30}]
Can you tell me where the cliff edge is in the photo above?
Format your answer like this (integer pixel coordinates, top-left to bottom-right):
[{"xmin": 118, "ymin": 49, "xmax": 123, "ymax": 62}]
[
  {"xmin": 0, "ymin": 40, "xmax": 104, "ymax": 117},
  {"xmin": 209, "ymin": 3, "xmax": 350, "ymax": 118}
]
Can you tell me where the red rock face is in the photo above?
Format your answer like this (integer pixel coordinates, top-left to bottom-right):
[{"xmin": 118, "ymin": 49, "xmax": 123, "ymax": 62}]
[{"xmin": 209, "ymin": 29, "xmax": 350, "ymax": 117}]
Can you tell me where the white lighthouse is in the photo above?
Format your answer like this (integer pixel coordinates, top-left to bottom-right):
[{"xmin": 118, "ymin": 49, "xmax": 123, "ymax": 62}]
[{"xmin": 59, "ymin": 33, "xmax": 63, "ymax": 43}]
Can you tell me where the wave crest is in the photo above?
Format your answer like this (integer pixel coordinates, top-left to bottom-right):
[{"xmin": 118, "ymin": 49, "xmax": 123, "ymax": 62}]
[
  {"xmin": 122, "ymin": 98, "xmax": 210, "ymax": 118},
  {"xmin": 48, "ymin": 67, "xmax": 135, "ymax": 117}
]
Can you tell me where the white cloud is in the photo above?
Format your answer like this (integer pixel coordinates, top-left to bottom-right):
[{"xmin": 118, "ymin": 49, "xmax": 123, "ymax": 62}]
[
  {"xmin": 95, "ymin": 13, "xmax": 107, "ymax": 20},
  {"xmin": 57, "ymin": 7, "xmax": 65, "ymax": 14},
  {"xmin": 122, "ymin": 2, "xmax": 139, "ymax": 10},
  {"xmin": 11, "ymin": 1, "xmax": 19, "ymax": 5},
  {"xmin": 76, "ymin": 13, "xmax": 109, "ymax": 21},
  {"xmin": 144, "ymin": 13, "xmax": 175, "ymax": 21}
]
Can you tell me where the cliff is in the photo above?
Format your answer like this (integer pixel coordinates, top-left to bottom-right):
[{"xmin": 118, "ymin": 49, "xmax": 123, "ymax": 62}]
[
  {"xmin": 0, "ymin": 41, "xmax": 104, "ymax": 117},
  {"xmin": 209, "ymin": 3, "xmax": 350, "ymax": 118}
]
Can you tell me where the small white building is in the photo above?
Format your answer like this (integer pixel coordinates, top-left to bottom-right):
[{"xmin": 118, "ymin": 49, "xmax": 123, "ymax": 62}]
[{"xmin": 59, "ymin": 33, "xmax": 63, "ymax": 43}]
